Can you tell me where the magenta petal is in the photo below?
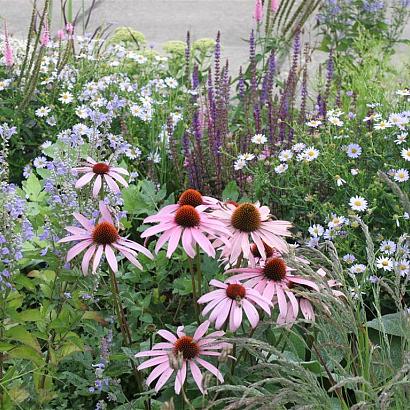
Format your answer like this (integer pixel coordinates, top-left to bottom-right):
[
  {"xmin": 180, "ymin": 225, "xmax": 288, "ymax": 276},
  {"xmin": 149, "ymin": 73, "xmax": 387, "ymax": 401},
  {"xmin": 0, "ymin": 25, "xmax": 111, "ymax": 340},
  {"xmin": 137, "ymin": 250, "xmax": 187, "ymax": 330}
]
[
  {"xmin": 157, "ymin": 329, "xmax": 177, "ymax": 343},
  {"xmin": 66, "ymin": 239, "xmax": 93, "ymax": 262},
  {"xmin": 92, "ymin": 175, "xmax": 102, "ymax": 197},
  {"xmin": 92, "ymin": 245, "xmax": 104, "ymax": 272},
  {"xmin": 81, "ymin": 244, "xmax": 96, "ymax": 275},
  {"xmin": 189, "ymin": 360, "xmax": 204, "ymax": 394},
  {"xmin": 155, "ymin": 367, "xmax": 174, "ymax": 392},
  {"xmin": 137, "ymin": 355, "xmax": 169, "ymax": 370},
  {"xmin": 146, "ymin": 361, "xmax": 170, "ymax": 386},
  {"xmin": 195, "ymin": 357, "xmax": 224, "ymax": 383},
  {"xmin": 104, "ymin": 174, "xmax": 120, "ymax": 193},
  {"xmin": 104, "ymin": 245, "xmax": 118, "ymax": 272},
  {"xmin": 174, "ymin": 361, "xmax": 187, "ymax": 394},
  {"xmin": 75, "ymin": 172, "xmax": 94, "ymax": 188},
  {"xmin": 242, "ymin": 299, "xmax": 259, "ymax": 328},
  {"xmin": 193, "ymin": 320, "xmax": 210, "ymax": 341}
]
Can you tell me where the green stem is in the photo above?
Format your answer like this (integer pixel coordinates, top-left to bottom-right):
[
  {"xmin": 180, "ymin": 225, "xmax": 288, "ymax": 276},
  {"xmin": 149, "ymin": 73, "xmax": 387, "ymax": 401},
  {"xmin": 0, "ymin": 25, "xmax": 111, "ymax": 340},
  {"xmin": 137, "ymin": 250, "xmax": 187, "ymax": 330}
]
[
  {"xmin": 188, "ymin": 257, "xmax": 200, "ymax": 323},
  {"xmin": 109, "ymin": 269, "xmax": 145, "ymax": 396},
  {"xmin": 195, "ymin": 245, "xmax": 202, "ymax": 297}
]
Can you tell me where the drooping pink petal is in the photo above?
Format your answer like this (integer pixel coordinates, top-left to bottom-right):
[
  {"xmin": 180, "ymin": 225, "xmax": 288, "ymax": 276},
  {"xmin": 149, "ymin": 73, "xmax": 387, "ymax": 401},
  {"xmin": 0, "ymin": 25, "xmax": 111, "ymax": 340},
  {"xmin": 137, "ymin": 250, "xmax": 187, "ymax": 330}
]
[
  {"xmin": 174, "ymin": 360, "xmax": 187, "ymax": 394},
  {"xmin": 209, "ymin": 279, "xmax": 227, "ymax": 289},
  {"xmin": 276, "ymin": 285, "xmax": 288, "ymax": 318},
  {"xmin": 154, "ymin": 227, "xmax": 175, "ymax": 253},
  {"xmin": 135, "ymin": 350, "xmax": 169, "ymax": 358},
  {"xmin": 104, "ymin": 174, "xmax": 120, "ymax": 193},
  {"xmin": 75, "ymin": 172, "xmax": 95, "ymax": 188},
  {"xmin": 110, "ymin": 166, "xmax": 129, "ymax": 175},
  {"xmin": 146, "ymin": 361, "xmax": 171, "ymax": 386},
  {"xmin": 181, "ymin": 228, "xmax": 195, "ymax": 258},
  {"xmin": 191, "ymin": 229, "xmax": 215, "ymax": 257},
  {"xmin": 157, "ymin": 329, "xmax": 177, "ymax": 343},
  {"xmin": 166, "ymin": 226, "xmax": 182, "ymax": 257},
  {"xmin": 92, "ymin": 175, "xmax": 102, "ymax": 197},
  {"xmin": 81, "ymin": 244, "xmax": 96, "ymax": 275},
  {"xmin": 104, "ymin": 245, "xmax": 118, "ymax": 272},
  {"xmin": 86, "ymin": 157, "xmax": 97, "ymax": 164},
  {"xmin": 141, "ymin": 222, "xmax": 176, "ymax": 239},
  {"xmin": 300, "ymin": 299, "xmax": 315, "ymax": 321},
  {"xmin": 213, "ymin": 299, "xmax": 232, "ymax": 329},
  {"xmin": 289, "ymin": 276, "xmax": 320, "ymax": 291},
  {"xmin": 113, "ymin": 245, "xmax": 143, "ymax": 270},
  {"xmin": 154, "ymin": 367, "xmax": 174, "ymax": 392},
  {"xmin": 195, "ymin": 357, "xmax": 224, "ymax": 382},
  {"xmin": 137, "ymin": 355, "xmax": 169, "ymax": 370},
  {"xmin": 118, "ymin": 238, "xmax": 153, "ymax": 259},
  {"xmin": 229, "ymin": 303, "xmax": 242, "ymax": 331},
  {"xmin": 59, "ymin": 234, "xmax": 91, "ymax": 243},
  {"xmin": 201, "ymin": 297, "xmax": 224, "ymax": 317},
  {"xmin": 242, "ymin": 299, "xmax": 259, "ymax": 328},
  {"xmin": 176, "ymin": 326, "xmax": 185, "ymax": 337},
  {"xmin": 108, "ymin": 171, "xmax": 128, "ymax": 187},
  {"xmin": 66, "ymin": 239, "xmax": 93, "ymax": 262},
  {"xmin": 92, "ymin": 245, "xmax": 104, "ymax": 272},
  {"xmin": 190, "ymin": 360, "xmax": 204, "ymax": 394},
  {"xmin": 197, "ymin": 289, "xmax": 226, "ymax": 304},
  {"xmin": 152, "ymin": 342, "xmax": 174, "ymax": 350},
  {"xmin": 65, "ymin": 226, "xmax": 89, "ymax": 235},
  {"xmin": 285, "ymin": 290, "xmax": 299, "ymax": 318}
]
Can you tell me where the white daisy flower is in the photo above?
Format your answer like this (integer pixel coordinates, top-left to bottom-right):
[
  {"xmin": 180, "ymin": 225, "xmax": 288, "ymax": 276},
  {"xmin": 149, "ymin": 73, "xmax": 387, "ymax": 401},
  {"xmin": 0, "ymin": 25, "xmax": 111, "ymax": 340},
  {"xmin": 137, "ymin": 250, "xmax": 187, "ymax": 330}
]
[
  {"xmin": 302, "ymin": 147, "xmax": 319, "ymax": 161},
  {"xmin": 251, "ymin": 133, "xmax": 267, "ymax": 144},
  {"xmin": 306, "ymin": 119, "xmax": 322, "ymax": 128},
  {"xmin": 349, "ymin": 264, "xmax": 366, "ymax": 274},
  {"xmin": 396, "ymin": 89, "xmax": 410, "ymax": 96},
  {"xmin": 349, "ymin": 196, "xmax": 368, "ymax": 212},
  {"xmin": 35, "ymin": 106, "xmax": 51, "ymax": 118},
  {"xmin": 234, "ymin": 158, "xmax": 247, "ymax": 171},
  {"xmin": 328, "ymin": 116, "xmax": 344, "ymax": 126},
  {"xmin": 58, "ymin": 91, "xmax": 73, "ymax": 104},
  {"xmin": 395, "ymin": 133, "xmax": 407, "ymax": 145},
  {"xmin": 335, "ymin": 175, "xmax": 346, "ymax": 186},
  {"xmin": 278, "ymin": 149, "xmax": 293, "ymax": 162},
  {"xmin": 394, "ymin": 169, "xmax": 409, "ymax": 182},
  {"xmin": 292, "ymin": 143, "xmax": 306, "ymax": 152},
  {"xmin": 346, "ymin": 143, "xmax": 362, "ymax": 158},
  {"xmin": 351, "ymin": 168, "xmax": 359, "ymax": 175},
  {"xmin": 401, "ymin": 147, "xmax": 410, "ymax": 162},
  {"xmin": 379, "ymin": 240, "xmax": 397, "ymax": 255},
  {"xmin": 308, "ymin": 224, "xmax": 324, "ymax": 237},
  {"xmin": 274, "ymin": 163, "xmax": 288, "ymax": 174},
  {"xmin": 376, "ymin": 256, "xmax": 394, "ymax": 271},
  {"xmin": 374, "ymin": 120, "xmax": 392, "ymax": 130},
  {"xmin": 395, "ymin": 259, "xmax": 409, "ymax": 276},
  {"xmin": 343, "ymin": 254, "xmax": 356, "ymax": 264}
]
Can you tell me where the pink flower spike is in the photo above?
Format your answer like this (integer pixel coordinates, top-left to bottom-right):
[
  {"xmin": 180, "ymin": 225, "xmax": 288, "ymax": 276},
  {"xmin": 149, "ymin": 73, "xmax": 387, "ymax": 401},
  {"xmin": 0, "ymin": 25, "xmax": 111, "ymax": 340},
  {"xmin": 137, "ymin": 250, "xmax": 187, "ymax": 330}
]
[
  {"xmin": 142, "ymin": 204, "xmax": 229, "ymax": 259},
  {"xmin": 57, "ymin": 29, "xmax": 66, "ymax": 41},
  {"xmin": 271, "ymin": 0, "xmax": 280, "ymax": 12},
  {"xmin": 135, "ymin": 321, "xmax": 232, "ymax": 394},
  {"xmin": 40, "ymin": 18, "xmax": 50, "ymax": 47},
  {"xmin": 212, "ymin": 201, "xmax": 292, "ymax": 264},
  {"xmin": 254, "ymin": 0, "xmax": 263, "ymax": 23},
  {"xmin": 59, "ymin": 202, "xmax": 152, "ymax": 274},
  {"xmin": 73, "ymin": 157, "xmax": 129, "ymax": 198},
  {"xmin": 3, "ymin": 22, "xmax": 14, "ymax": 67}
]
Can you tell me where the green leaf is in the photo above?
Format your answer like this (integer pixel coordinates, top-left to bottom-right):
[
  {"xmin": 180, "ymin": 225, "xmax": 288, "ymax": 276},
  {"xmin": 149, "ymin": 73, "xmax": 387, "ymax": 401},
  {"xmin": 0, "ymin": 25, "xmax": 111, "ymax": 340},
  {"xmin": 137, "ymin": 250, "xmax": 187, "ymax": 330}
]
[
  {"xmin": 22, "ymin": 173, "xmax": 42, "ymax": 201},
  {"xmin": 11, "ymin": 308, "xmax": 43, "ymax": 322},
  {"xmin": 222, "ymin": 181, "xmax": 239, "ymax": 201},
  {"xmin": 6, "ymin": 325, "xmax": 41, "ymax": 352},
  {"xmin": 366, "ymin": 312, "xmax": 409, "ymax": 338},
  {"xmin": 8, "ymin": 345, "xmax": 44, "ymax": 367}
]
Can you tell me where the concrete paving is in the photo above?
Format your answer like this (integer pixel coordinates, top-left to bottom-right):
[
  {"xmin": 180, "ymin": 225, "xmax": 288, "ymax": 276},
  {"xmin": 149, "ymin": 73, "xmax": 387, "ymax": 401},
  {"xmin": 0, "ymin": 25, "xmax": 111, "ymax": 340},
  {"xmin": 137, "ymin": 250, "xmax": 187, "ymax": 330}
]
[{"xmin": 0, "ymin": 0, "xmax": 409, "ymax": 74}]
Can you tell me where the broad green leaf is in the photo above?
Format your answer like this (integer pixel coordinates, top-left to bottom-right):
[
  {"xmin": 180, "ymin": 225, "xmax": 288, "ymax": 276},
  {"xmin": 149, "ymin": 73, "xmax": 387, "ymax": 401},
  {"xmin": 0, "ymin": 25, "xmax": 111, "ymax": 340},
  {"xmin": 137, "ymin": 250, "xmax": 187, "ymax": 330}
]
[
  {"xmin": 22, "ymin": 173, "xmax": 42, "ymax": 201},
  {"xmin": 367, "ymin": 312, "xmax": 409, "ymax": 338},
  {"xmin": 12, "ymin": 308, "xmax": 43, "ymax": 322},
  {"xmin": 8, "ymin": 345, "xmax": 44, "ymax": 367},
  {"xmin": 6, "ymin": 325, "xmax": 41, "ymax": 352}
]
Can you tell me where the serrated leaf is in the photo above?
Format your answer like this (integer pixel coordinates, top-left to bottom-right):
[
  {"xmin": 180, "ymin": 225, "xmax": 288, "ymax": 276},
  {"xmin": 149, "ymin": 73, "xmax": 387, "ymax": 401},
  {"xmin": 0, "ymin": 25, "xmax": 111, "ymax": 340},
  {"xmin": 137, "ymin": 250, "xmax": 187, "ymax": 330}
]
[
  {"xmin": 8, "ymin": 345, "xmax": 44, "ymax": 367},
  {"xmin": 6, "ymin": 325, "xmax": 41, "ymax": 352}
]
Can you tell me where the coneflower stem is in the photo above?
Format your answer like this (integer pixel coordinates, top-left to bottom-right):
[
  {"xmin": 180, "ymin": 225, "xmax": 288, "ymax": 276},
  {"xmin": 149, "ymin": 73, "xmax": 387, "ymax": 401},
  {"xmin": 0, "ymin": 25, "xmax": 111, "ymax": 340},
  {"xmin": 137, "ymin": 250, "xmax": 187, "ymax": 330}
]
[
  {"xmin": 195, "ymin": 245, "xmax": 202, "ymax": 296},
  {"xmin": 109, "ymin": 269, "xmax": 145, "ymax": 397},
  {"xmin": 188, "ymin": 257, "xmax": 200, "ymax": 323}
]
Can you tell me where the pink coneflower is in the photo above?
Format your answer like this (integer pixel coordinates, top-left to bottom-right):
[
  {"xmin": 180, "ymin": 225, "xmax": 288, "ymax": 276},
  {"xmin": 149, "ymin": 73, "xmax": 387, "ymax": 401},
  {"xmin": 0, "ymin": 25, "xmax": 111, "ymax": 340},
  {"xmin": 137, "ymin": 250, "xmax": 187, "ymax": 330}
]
[
  {"xmin": 59, "ymin": 201, "xmax": 153, "ymax": 274},
  {"xmin": 73, "ymin": 157, "xmax": 129, "ymax": 197},
  {"xmin": 226, "ymin": 257, "xmax": 319, "ymax": 322},
  {"xmin": 135, "ymin": 320, "xmax": 231, "ymax": 394},
  {"xmin": 277, "ymin": 268, "xmax": 345, "ymax": 324},
  {"xmin": 141, "ymin": 204, "xmax": 229, "ymax": 258},
  {"xmin": 3, "ymin": 22, "xmax": 14, "ymax": 67},
  {"xmin": 212, "ymin": 202, "xmax": 292, "ymax": 263},
  {"xmin": 254, "ymin": 0, "xmax": 263, "ymax": 23},
  {"xmin": 155, "ymin": 188, "xmax": 220, "ymax": 217},
  {"xmin": 198, "ymin": 279, "xmax": 272, "ymax": 332}
]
